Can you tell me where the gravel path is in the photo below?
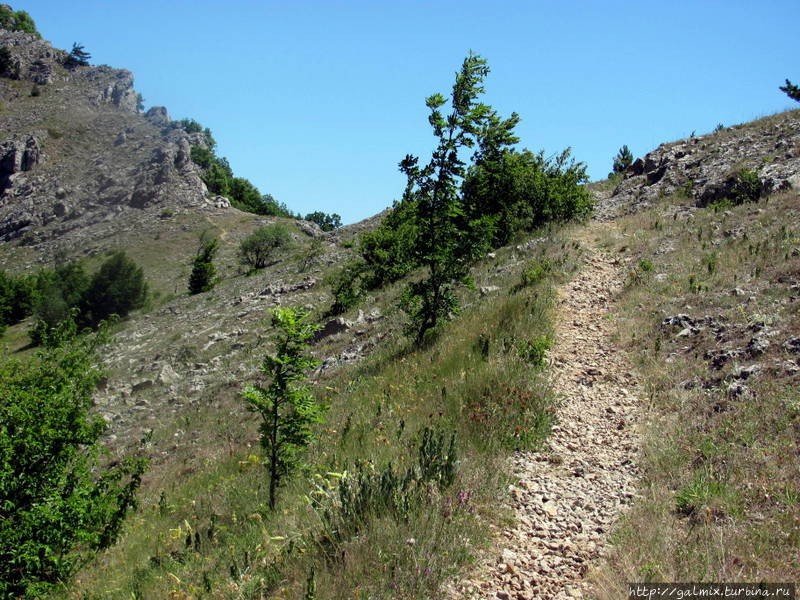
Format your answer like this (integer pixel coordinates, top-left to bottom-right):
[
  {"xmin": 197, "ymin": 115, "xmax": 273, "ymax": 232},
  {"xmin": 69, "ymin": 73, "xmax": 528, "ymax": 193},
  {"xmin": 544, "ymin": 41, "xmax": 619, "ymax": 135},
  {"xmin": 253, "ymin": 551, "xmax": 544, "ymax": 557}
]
[{"xmin": 449, "ymin": 238, "xmax": 642, "ymax": 600}]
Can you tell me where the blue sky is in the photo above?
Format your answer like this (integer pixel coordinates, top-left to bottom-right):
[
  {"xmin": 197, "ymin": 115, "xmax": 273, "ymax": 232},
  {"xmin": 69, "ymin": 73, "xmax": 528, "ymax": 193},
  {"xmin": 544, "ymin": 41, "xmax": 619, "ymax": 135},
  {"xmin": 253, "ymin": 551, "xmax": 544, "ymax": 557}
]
[{"xmin": 18, "ymin": 0, "xmax": 800, "ymax": 224}]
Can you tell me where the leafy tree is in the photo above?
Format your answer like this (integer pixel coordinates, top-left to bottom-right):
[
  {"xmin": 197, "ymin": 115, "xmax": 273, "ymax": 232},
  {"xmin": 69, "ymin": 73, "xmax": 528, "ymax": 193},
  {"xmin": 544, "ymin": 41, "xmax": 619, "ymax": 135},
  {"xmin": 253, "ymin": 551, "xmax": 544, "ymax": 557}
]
[
  {"xmin": 0, "ymin": 320, "xmax": 147, "ymax": 598},
  {"xmin": 462, "ymin": 147, "xmax": 591, "ymax": 247},
  {"xmin": 136, "ymin": 93, "xmax": 144, "ymax": 112},
  {"xmin": 31, "ymin": 262, "xmax": 89, "ymax": 344},
  {"xmin": 239, "ymin": 224, "xmax": 292, "ymax": 270},
  {"xmin": 0, "ymin": 269, "xmax": 34, "ymax": 328},
  {"xmin": 188, "ymin": 237, "xmax": 219, "ymax": 294},
  {"xmin": 304, "ymin": 211, "xmax": 342, "ymax": 232},
  {"xmin": 0, "ymin": 6, "xmax": 40, "ymax": 36},
  {"xmin": 79, "ymin": 251, "xmax": 147, "ymax": 328},
  {"xmin": 64, "ymin": 43, "xmax": 91, "ymax": 68},
  {"xmin": 242, "ymin": 307, "xmax": 323, "ymax": 509},
  {"xmin": 612, "ymin": 144, "xmax": 634, "ymax": 173},
  {"xmin": 780, "ymin": 78, "xmax": 800, "ymax": 102},
  {"xmin": 398, "ymin": 52, "xmax": 512, "ymax": 344},
  {"xmin": 261, "ymin": 194, "xmax": 297, "ymax": 218}
]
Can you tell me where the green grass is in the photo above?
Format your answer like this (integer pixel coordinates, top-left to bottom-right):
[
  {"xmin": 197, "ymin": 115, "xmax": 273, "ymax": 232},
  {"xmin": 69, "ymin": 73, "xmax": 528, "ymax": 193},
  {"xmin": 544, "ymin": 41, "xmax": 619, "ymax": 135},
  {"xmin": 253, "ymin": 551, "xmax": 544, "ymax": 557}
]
[
  {"xmin": 590, "ymin": 188, "xmax": 800, "ymax": 595},
  {"xmin": 55, "ymin": 226, "xmax": 583, "ymax": 599}
]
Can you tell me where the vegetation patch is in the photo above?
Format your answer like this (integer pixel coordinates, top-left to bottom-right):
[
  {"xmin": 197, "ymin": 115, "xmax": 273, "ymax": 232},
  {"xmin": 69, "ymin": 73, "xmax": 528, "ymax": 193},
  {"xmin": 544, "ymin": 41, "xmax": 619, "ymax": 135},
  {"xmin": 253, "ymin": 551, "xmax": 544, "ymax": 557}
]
[{"xmin": 590, "ymin": 189, "xmax": 800, "ymax": 593}]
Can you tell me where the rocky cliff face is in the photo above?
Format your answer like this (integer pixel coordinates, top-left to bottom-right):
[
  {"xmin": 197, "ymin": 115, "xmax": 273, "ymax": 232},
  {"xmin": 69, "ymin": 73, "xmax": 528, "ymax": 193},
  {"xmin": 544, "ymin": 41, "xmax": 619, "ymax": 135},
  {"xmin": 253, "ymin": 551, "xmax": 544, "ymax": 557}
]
[
  {"xmin": 0, "ymin": 25, "xmax": 224, "ymax": 259},
  {"xmin": 594, "ymin": 110, "xmax": 800, "ymax": 219}
]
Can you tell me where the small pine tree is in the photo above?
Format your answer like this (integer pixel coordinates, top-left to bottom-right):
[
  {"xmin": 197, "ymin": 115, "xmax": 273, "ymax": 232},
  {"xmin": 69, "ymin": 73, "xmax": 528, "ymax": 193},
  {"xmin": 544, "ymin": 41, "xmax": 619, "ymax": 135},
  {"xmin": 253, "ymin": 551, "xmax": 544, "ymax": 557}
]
[
  {"xmin": 188, "ymin": 238, "xmax": 219, "ymax": 294},
  {"xmin": 64, "ymin": 42, "xmax": 91, "ymax": 68},
  {"xmin": 242, "ymin": 307, "xmax": 323, "ymax": 510},
  {"xmin": 612, "ymin": 145, "xmax": 634, "ymax": 174},
  {"xmin": 779, "ymin": 79, "xmax": 800, "ymax": 102}
]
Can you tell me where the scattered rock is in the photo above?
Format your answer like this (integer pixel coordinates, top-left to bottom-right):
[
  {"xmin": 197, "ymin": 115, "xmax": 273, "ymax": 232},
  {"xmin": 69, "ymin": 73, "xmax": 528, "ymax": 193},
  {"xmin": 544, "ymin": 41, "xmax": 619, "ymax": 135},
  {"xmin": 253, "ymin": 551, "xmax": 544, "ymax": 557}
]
[{"xmin": 783, "ymin": 337, "xmax": 800, "ymax": 354}]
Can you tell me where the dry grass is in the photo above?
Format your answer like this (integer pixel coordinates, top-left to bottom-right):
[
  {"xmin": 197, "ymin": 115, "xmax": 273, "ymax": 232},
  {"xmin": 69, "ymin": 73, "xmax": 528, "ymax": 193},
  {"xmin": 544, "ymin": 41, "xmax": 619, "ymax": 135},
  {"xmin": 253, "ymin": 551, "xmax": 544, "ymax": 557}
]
[{"xmin": 588, "ymin": 188, "xmax": 800, "ymax": 593}]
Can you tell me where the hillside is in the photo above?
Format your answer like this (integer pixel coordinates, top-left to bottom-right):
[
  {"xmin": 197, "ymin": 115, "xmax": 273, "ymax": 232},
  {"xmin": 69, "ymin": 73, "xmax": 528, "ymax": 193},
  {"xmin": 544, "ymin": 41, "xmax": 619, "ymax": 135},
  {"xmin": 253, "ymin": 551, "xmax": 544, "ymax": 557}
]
[{"xmin": 1, "ymin": 8, "xmax": 800, "ymax": 600}]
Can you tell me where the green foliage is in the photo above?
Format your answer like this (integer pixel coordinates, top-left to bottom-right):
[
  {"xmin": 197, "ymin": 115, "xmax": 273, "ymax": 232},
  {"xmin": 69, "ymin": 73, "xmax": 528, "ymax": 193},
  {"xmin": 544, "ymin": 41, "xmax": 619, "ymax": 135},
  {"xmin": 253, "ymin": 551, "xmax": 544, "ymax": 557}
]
[
  {"xmin": 517, "ymin": 336, "xmax": 551, "ymax": 366},
  {"xmin": 304, "ymin": 211, "xmax": 341, "ymax": 232},
  {"xmin": 714, "ymin": 123, "xmax": 725, "ymax": 133},
  {"xmin": 64, "ymin": 42, "xmax": 91, "ymax": 68},
  {"xmin": 315, "ymin": 426, "xmax": 457, "ymax": 551},
  {"xmin": 0, "ymin": 320, "xmax": 147, "ymax": 598},
  {"xmin": 189, "ymin": 142, "xmax": 298, "ymax": 216},
  {"xmin": 729, "ymin": 169, "xmax": 763, "ymax": 204},
  {"xmin": 0, "ymin": 269, "xmax": 35, "ymax": 329},
  {"xmin": 0, "ymin": 46, "xmax": 17, "ymax": 79},
  {"xmin": 188, "ymin": 238, "xmax": 219, "ymax": 294},
  {"xmin": 177, "ymin": 119, "xmax": 215, "ymax": 148},
  {"xmin": 299, "ymin": 238, "xmax": 324, "ymax": 272},
  {"xmin": 79, "ymin": 251, "xmax": 148, "ymax": 328},
  {"xmin": 779, "ymin": 78, "xmax": 800, "ymax": 102},
  {"xmin": 29, "ymin": 84, "xmax": 40, "ymax": 97},
  {"xmin": 398, "ymin": 52, "xmax": 512, "ymax": 343},
  {"xmin": 612, "ymin": 144, "xmax": 634, "ymax": 173},
  {"xmin": 239, "ymin": 224, "xmax": 292, "ymax": 270},
  {"xmin": 31, "ymin": 262, "xmax": 89, "ymax": 343},
  {"xmin": 242, "ymin": 307, "xmax": 323, "ymax": 509},
  {"xmin": 462, "ymin": 147, "xmax": 592, "ymax": 247},
  {"xmin": 0, "ymin": 6, "xmax": 40, "ymax": 37},
  {"xmin": 417, "ymin": 427, "xmax": 457, "ymax": 489},
  {"xmin": 136, "ymin": 93, "xmax": 144, "ymax": 112},
  {"xmin": 518, "ymin": 258, "xmax": 552, "ymax": 289}
]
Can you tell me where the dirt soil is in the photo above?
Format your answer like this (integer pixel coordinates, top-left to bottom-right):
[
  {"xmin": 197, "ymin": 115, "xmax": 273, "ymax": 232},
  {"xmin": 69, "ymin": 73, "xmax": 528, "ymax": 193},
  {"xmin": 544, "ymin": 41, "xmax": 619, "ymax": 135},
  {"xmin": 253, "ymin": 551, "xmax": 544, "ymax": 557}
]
[{"xmin": 449, "ymin": 228, "xmax": 643, "ymax": 599}]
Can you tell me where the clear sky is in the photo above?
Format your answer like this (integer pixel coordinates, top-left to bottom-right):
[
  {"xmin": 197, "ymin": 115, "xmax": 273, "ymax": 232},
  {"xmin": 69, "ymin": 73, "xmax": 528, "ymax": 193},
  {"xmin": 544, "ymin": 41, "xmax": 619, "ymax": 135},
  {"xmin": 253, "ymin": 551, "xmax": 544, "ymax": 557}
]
[{"xmin": 17, "ymin": 1, "xmax": 800, "ymax": 224}]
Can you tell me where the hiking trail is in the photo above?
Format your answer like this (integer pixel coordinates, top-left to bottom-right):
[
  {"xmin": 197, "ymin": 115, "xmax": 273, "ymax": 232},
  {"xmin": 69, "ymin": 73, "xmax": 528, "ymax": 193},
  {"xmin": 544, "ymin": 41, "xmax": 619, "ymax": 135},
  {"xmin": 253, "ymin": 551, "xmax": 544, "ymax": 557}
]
[{"xmin": 449, "ymin": 230, "xmax": 642, "ymax": 600}]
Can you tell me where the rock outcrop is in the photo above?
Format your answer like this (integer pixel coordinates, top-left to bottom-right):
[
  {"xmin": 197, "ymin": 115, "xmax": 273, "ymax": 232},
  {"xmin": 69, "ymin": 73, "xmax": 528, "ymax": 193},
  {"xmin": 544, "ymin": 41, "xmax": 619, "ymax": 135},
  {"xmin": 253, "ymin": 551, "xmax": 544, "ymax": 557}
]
[
  {"xmin": 595, "ymin": 110, "xmax": 800, "ymax": 219},
  {"xmin": 0, "ymin": 25, "xmax": 228, "ymax": 250}
]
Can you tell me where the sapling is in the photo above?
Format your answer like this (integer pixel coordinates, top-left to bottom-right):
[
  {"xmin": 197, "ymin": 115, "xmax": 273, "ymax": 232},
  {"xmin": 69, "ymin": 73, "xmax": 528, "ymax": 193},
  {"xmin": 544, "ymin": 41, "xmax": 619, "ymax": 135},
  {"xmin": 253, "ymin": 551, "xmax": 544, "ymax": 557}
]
[{"xmin": 242, "ymin": 307, "xmax": 323, "ymax": 509}]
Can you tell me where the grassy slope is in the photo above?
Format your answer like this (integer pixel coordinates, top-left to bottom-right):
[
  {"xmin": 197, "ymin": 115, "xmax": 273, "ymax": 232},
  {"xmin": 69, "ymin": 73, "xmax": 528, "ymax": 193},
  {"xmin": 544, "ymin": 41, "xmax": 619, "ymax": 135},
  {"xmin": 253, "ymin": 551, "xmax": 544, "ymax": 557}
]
[
  {"xmin": 55, "ymin": 226, "xmax": 584, "ymax": 599},
  {"xmin": 589, "ymin": 189, "xmax": 800, "ymax": 593}
]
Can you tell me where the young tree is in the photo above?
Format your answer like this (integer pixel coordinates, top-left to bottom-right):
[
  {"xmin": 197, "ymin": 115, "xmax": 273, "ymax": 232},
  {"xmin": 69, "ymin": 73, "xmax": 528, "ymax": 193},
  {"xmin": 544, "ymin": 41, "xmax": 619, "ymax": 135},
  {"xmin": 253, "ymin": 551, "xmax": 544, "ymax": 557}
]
[
  {"xmin": 64, "ymin": 42, "xmax": 91, "ymax": 68},
  {"xmin": 80, "ymin": 251, "xmax": 147, "ymax": 327},
  {"xmin": 0, "ymin": 320, "xmax": 147, "ymax": 598},
  {"xmin": 399, "ymin": 52, "xmax": 515, "ymax": 344},
  {"xmin": 242, "ymin": 307, "xmax": 323, "ymax": 509},
  {"xmin": 612, "ymin": 144, "xmax": 634, "ymax": 173},
  {"xmin": 239, "ymin": 224, "xmax": 292, "ymax": 270},
  {"xmin": 780, "ymin": 78, "xmax": 800, "ymax": 102},
  {"xmin": 188, "ymin": 237, "xmax": 219, "ymax": 294}
]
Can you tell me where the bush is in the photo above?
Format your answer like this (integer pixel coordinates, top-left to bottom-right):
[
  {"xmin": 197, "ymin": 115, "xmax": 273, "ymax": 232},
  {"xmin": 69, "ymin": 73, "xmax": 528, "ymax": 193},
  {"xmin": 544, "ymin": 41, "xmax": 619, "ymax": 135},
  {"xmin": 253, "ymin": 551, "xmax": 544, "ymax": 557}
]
[
  {"xmin": 0, "ymin": 320, "xmax": 147, "ymax": 598},
  {"xmin": 730, "ymin": 169, "xmax": 763, "ymax": 205},
  {"xmin": 0, "ymin": 269, "xmax": 34, "ymax": 328},
  {"xmin": 0, "ymin": 46, "xmax": 17, "ymax": 79},
  {"xmin": 188, "ymin": 238, "xmax": 218, "ymax": 294},
  {"xmin": 239, "ymin": 224, "xmax": 292, "ymax": 269},
  {"xmin": 30, "ymin": 262, "xmax": 89, "ymax": 344},
  {"xmin": 79, "ymin": 251, "xmax": 147, "ymax": 327},
  {"xmin": 462, "ymin": 147, "xmax": 592, "ymax": 247}
]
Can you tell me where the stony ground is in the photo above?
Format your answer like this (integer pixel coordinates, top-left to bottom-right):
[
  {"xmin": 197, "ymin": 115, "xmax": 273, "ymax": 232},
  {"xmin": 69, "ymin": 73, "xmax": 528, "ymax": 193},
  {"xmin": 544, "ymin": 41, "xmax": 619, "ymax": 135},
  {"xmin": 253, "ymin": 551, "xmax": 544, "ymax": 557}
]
[{"xmin": 449, "ymin": 230, "xmax": 642, "ymax": 600}]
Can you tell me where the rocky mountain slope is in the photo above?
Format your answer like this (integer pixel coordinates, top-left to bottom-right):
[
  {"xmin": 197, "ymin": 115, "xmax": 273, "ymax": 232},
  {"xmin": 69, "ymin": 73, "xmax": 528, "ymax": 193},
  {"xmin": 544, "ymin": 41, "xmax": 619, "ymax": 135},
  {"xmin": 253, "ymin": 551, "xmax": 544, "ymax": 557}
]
[
  {"xmin": 0, "ymin": 24, "xmax": 231, "ymax": 267},
  {"xmin": 594, "ymin": 109, "xmax": 800, "ymax": 219},
  {"xmin": 2, "ymin": 9, "xmax": 800, "ymax": 598}
]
